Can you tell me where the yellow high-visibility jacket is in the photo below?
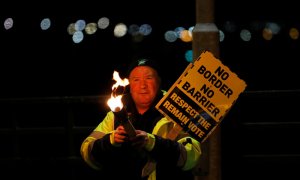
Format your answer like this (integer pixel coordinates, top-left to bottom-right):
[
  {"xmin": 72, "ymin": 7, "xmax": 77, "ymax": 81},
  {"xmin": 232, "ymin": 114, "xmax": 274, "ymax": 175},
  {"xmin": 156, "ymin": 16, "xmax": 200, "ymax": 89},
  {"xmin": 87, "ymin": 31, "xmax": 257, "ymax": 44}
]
[{"xmin": 80, "ymin": 92, "xmax": 201, "ymax": 180}]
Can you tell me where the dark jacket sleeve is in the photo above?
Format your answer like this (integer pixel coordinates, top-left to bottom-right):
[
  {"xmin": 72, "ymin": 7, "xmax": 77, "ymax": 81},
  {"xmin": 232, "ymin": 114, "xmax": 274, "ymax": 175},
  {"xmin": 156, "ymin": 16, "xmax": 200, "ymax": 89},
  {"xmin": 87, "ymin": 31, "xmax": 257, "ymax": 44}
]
[
  {"xmin": 90, "ymin": 134, "xmax": 117, "ymax": 163},
  {"xmin": 149, "ymin": 135, "xmax": 181, "ymax": 166}
]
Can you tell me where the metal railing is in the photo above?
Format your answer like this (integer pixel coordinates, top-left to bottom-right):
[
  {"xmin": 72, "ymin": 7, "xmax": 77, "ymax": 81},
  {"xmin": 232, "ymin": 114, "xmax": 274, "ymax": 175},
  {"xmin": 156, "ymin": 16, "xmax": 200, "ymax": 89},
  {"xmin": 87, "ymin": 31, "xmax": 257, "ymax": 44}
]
[{"xmin": 0, "ymin": 89, "xmax": 299, "ymax": 178}]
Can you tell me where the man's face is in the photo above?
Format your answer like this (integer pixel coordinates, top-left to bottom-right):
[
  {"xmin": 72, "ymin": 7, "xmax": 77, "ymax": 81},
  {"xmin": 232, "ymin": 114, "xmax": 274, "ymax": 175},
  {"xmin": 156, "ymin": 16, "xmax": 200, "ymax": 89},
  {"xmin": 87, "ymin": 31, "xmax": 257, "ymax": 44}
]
[{"xmin": 129, "ymin": 66, "xmax": 160, "ymax": 113}]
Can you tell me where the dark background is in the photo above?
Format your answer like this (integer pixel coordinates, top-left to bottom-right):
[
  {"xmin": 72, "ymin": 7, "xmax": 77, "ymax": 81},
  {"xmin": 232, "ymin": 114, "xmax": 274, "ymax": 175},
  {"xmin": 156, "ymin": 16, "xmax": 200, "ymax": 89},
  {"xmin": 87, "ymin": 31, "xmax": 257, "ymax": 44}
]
[
  {"xmin": 0, "ymin": 0, "xmax": 299, "ymax": 179},
  {"xmin": 1, "ymin": 0, "xmax": 299, "ymax": 99}
]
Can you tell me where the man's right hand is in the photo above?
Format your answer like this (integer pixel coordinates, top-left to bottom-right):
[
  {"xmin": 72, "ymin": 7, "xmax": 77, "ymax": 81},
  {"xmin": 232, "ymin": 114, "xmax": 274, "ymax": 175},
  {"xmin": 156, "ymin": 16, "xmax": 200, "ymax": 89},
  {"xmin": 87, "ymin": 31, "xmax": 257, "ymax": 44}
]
[{"xmin": 110, "ymin": 125, "xmax": 129, "ymax": 146}]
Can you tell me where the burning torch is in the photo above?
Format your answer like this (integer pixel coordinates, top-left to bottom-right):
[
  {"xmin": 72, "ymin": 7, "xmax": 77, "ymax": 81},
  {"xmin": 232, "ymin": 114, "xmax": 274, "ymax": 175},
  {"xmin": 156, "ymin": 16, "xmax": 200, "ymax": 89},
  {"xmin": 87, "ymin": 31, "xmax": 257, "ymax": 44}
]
[{"xmin": 107, "ymin": 71, "xmax": 136, "ymax": 137}]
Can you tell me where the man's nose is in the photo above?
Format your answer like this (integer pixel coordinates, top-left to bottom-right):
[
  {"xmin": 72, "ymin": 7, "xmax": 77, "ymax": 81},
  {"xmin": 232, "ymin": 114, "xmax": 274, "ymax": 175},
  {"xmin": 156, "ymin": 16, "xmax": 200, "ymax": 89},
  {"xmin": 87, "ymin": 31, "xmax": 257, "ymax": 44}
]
[{"xmin": 140, "ymin": 79, "xmax": 147, "ymax": 88}]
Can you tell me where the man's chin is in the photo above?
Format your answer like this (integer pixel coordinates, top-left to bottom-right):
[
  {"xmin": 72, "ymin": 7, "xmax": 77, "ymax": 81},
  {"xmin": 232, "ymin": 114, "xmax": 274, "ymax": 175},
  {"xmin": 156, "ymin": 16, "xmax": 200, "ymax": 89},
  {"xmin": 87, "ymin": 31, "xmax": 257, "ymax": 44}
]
[{"xmin": 139, "ymin": 100, "xmax": 152, "ymax": 107}]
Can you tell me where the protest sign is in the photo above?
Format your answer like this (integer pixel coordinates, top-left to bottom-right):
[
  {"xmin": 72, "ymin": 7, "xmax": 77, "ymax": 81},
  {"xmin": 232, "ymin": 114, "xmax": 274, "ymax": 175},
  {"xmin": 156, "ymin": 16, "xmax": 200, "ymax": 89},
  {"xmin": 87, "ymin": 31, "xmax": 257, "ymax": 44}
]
[{"xmin": 156, "ymin": 51, "xmax": 247, "ymax": 143}]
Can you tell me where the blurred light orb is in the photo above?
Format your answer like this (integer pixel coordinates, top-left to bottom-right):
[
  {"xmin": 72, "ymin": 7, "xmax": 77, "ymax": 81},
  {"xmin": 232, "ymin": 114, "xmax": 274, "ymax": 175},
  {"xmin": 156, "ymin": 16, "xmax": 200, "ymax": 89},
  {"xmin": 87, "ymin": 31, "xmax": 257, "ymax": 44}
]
[
  {"xmin": 72, "ymin": 31, "xmax": 84, "ymax": 43},
  {"xmin": 289, "ymin": 28, "xmax": 299, "ymax": 40},
  {"xmin": 114, "ymin": 23, "xmax": 127, "ymax": 37},
  {"xmin": 174, "ymin": 27, "xmax": 185, "ymax": 38},
  {"xmin": 75, "ymin": 19, "xmax": 86, "ymax": 31},
  {"xmin": 240, "ymin": 29, "xmax": 251, "ymax": 41},
  {"xmin": 139, "ymin": 24, "xmax": 152, "ymax": 36},
  {"xmin": 40, "ymin": 18, "xmax": 51, "ymax": 30},
  {"xmin": 265, "ymin": 22, "xmax": 280, "ymax": 35},
  {"xmin": 4, "ymin": 18, "xmax": 13, "ymax": 30},
  {"xmin": 262, "ymin": 28, "xmax": 273, "ymax": 40},
  {"xmin": 128, "ymin": 24, "xmax": 140, "ymax": 36},
  {"xmin": 219, "ymin": 30, "xmax": 225, "ymax": 42},
  {"xmin": 185, "ymin": 50, "xmax": 193, "ymax": 62},
  {"xmin": 85, "ymin": 23, "xmax": 98, "ymax": 35},
  {"xmin": 67, "ymin": 23, "xmax": 76, "ymax": 35},
  {"xmin": 98, "ymin": 17, "xmax": 110, "ymax": 29},
  {"xmin": 164, "ymin": 30, "xmax": 177, "ymax": 42},
  {"xmin": 180, "ymin": 29, "xmax": 192, "ymax": 42}
]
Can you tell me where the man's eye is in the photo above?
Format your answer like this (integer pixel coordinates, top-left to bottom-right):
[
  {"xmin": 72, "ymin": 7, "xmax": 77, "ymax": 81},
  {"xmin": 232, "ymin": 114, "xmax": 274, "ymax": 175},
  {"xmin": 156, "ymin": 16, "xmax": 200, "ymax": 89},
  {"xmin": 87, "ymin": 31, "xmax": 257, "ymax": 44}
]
[{"xmin": 146, "ymin": 76, "xmax": 153, "ymax": 79}]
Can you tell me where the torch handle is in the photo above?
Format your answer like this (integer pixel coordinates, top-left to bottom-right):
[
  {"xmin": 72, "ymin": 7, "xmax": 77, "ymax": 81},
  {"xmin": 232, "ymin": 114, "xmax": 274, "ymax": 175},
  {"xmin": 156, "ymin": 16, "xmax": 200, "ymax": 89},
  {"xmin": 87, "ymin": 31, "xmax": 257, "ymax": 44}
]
[
  {"xmin": 113, "ymin": 109, "xmax": 136, "ymax": 137},
  {"xmin": 122, "ymin": 113, "xmax": 136, "ymax": 137}
]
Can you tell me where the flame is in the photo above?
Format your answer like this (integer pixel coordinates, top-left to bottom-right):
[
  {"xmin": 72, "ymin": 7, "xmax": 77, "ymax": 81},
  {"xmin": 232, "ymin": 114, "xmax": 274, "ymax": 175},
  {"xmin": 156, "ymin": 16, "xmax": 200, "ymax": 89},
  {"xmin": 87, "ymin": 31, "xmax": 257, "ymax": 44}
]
[{"xmin": 107, "ymin": 71, "xmax": 129, "ymax": 112}]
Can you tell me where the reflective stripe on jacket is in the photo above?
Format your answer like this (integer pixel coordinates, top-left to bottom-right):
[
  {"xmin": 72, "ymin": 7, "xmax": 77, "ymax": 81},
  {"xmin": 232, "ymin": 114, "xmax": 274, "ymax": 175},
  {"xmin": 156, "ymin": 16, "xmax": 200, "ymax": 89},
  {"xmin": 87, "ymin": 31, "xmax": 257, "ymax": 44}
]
[{"xmin": 81, "ymin": 111, "xmax": 201, "ymax": 179}]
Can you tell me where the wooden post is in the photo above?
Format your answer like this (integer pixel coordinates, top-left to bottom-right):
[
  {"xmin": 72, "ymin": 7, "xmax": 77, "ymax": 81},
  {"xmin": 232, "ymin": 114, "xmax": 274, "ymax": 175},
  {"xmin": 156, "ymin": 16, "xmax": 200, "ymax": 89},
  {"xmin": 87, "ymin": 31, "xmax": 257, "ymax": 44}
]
[{"xmin": 193, "ymin": 0, "xmax": 222, "ymax": 180}]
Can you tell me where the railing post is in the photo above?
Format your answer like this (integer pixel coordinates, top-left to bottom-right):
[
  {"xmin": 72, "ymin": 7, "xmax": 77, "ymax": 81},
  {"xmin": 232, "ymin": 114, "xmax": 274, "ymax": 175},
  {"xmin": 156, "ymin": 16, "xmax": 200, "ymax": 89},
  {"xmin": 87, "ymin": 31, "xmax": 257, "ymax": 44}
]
[{"xmin": 193, "ymin": 0, "xmax": 221, "ymax": 180}]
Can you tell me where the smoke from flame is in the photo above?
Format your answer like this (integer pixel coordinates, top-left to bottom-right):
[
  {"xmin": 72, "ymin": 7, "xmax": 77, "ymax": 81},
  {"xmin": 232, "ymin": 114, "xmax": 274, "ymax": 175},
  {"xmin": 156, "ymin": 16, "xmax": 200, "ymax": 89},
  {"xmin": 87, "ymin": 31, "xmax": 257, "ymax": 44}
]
[{"xmin": 107, "ymin": 71, "xmax": 129, "ymax": 112}]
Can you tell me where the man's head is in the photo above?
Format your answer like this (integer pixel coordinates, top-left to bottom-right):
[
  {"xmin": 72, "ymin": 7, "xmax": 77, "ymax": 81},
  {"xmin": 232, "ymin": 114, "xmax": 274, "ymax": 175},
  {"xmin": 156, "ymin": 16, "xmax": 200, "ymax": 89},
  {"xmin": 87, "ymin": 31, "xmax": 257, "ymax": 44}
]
[{"xmin": 127, "ymin": 58, "xmax": 161, "ymax": 114}]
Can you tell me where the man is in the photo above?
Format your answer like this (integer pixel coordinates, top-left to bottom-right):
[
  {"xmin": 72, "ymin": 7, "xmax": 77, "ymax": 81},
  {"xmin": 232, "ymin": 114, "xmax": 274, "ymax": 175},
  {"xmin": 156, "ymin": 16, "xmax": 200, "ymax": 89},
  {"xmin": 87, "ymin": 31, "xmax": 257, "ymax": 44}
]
[{"xmin": 80, "ymin": 58, "xmax": 201, "ymax": 179}]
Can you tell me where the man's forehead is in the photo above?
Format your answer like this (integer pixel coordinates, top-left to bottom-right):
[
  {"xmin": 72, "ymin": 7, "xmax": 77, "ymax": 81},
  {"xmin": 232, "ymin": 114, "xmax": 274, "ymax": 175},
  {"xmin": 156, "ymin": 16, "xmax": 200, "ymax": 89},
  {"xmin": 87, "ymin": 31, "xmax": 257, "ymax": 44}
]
[{"xmin": 129, "ymin": 66, "xmax": 156, "ymax": 76}]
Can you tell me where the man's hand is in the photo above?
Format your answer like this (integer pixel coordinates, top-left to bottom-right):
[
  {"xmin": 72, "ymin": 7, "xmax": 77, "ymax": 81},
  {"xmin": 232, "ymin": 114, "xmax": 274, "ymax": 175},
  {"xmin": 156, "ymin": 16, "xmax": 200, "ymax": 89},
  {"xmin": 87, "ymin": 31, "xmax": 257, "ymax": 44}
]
[
  {"xmin": 113, "ymin": 125, "xmax": 128, "ymax": 144},
  {"xmin": 130, "ymin": 130, "xmax": 148, "ymax": 149},
  {"xmin": 111, "ymin": 128, "xmax": 155, "ymax": 151}
]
